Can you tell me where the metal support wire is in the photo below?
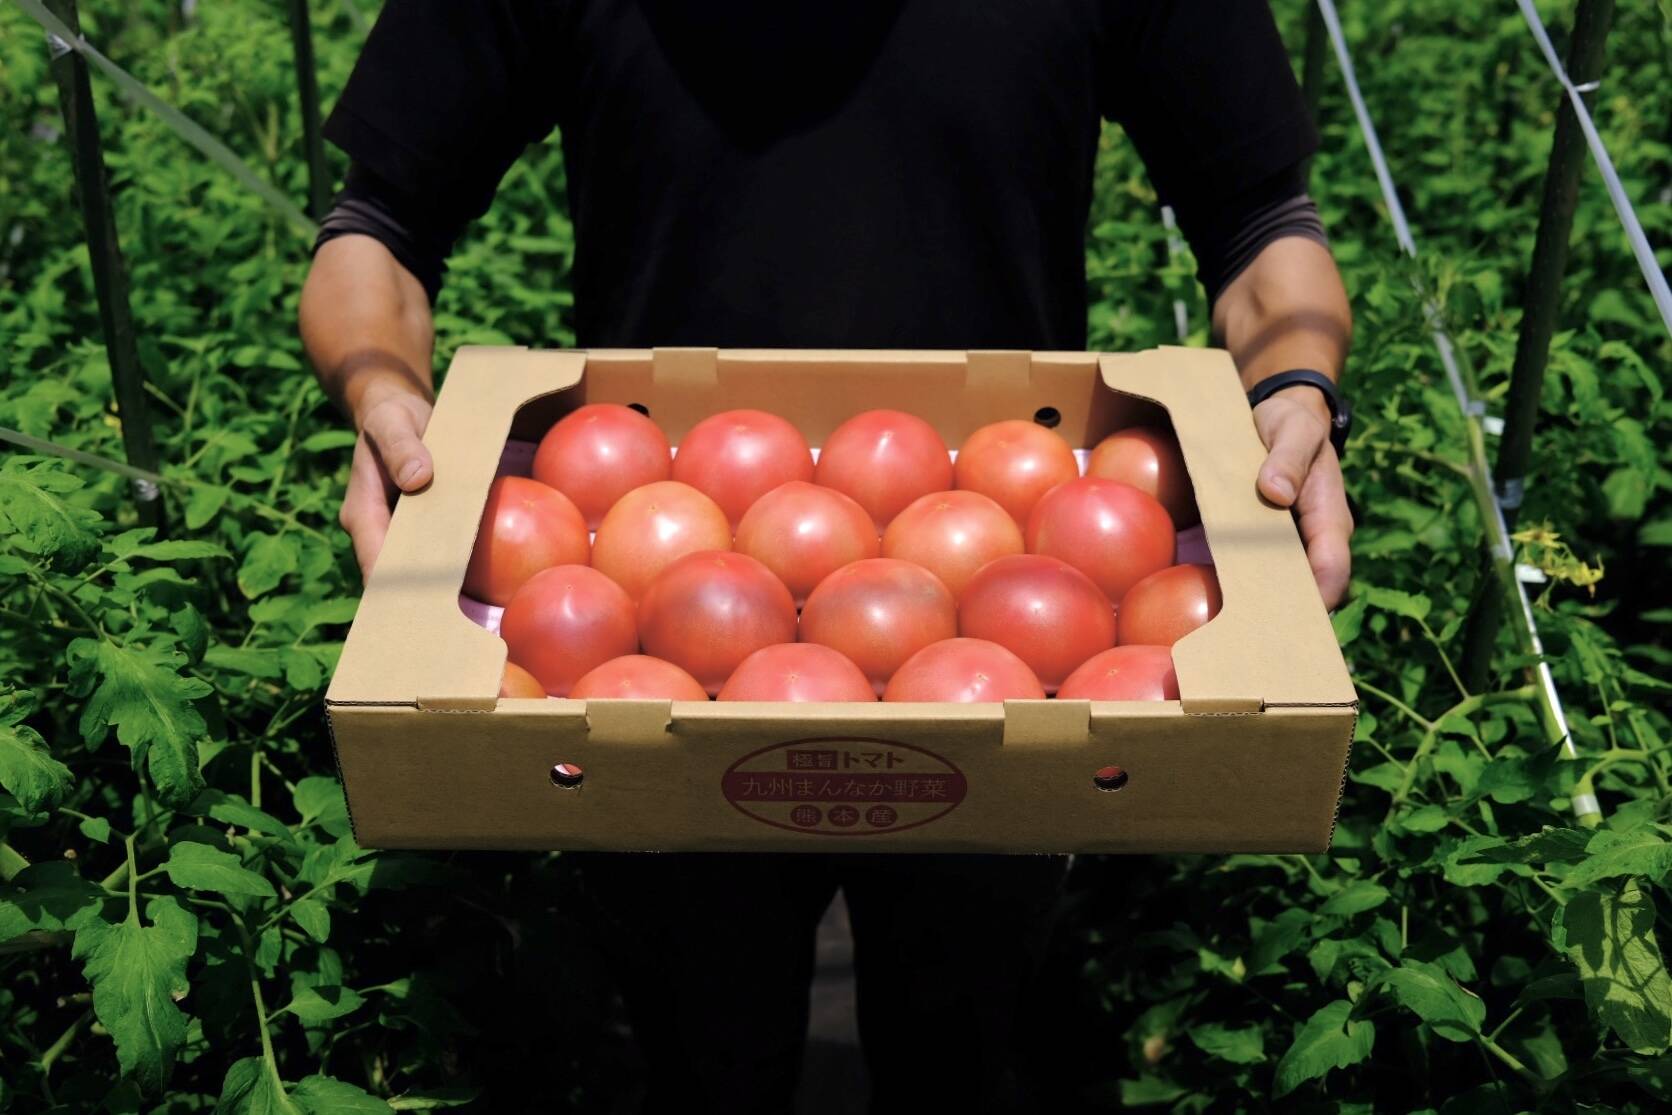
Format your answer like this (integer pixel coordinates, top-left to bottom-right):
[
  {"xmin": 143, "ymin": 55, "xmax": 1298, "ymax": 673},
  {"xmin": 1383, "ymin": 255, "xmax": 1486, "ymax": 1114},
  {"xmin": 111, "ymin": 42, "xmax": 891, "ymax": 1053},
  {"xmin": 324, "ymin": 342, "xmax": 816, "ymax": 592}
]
[
  {"xmin": 286, "ymin": 0, "xmax": 331, "ymax": 219},
  {"xmin": 1159, "ymin": 205, "xmax": 1191, "ymax": 343},
  {"xmin": 1311, "ymin": 0, "xmax": 1592, "ymax": 819},
  {"xmin": 1515, "ymin": 0, "xmax": 1672, "ymax": 341}
]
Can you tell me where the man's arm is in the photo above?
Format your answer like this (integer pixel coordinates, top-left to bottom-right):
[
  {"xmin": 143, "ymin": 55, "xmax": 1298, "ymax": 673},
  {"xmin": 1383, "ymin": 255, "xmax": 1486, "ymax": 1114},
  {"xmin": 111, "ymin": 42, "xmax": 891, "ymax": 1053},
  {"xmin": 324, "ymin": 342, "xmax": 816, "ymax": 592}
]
[
  {"xmin": 300, "ymin": 234, "xmax": 436, "ymax": 577},
  {"xmin": 1211, "ymin": 236, "xmax": 1354, "ymax": 608}
]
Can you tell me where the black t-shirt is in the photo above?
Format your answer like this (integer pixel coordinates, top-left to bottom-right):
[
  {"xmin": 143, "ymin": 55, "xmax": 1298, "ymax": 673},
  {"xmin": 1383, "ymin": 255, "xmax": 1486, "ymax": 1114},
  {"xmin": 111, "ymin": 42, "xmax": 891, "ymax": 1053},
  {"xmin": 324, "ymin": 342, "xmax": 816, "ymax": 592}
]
[{"xmin": 323, "ymin": 0, "xmax": 1316, "ymax": 350}]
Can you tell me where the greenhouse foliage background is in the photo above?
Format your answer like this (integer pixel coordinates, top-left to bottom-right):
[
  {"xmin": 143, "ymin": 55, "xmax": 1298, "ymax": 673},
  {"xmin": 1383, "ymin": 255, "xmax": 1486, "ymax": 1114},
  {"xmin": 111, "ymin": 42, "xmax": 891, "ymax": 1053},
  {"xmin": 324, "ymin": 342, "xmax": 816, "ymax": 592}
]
[{"xmin": 0, "ymin": 0, "xmax": 1668, "ymax": 1111}]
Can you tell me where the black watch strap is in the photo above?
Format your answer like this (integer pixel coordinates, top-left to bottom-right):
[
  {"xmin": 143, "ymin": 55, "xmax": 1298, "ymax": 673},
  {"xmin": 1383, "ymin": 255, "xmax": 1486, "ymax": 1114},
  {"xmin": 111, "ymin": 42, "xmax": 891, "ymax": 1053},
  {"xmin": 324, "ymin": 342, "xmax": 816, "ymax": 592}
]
[{"xmin": 1246, "ymin": 369, "xmax": 1352, "ymax": 458}]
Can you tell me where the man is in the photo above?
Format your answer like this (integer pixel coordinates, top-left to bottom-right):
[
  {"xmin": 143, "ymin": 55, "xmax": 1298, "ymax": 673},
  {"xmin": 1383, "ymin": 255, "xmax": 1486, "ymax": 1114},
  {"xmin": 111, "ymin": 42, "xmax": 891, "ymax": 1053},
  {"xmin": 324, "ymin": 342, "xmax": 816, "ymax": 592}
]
[{"xmin": 301, "ymin": 3, "xmax": 1353, "ymax": 1111}]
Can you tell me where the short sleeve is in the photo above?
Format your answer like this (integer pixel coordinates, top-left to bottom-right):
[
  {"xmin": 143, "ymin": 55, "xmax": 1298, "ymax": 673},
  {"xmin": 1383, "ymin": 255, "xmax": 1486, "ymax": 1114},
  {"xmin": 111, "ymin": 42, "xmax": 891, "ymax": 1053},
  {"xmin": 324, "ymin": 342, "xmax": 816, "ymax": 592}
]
[
  {"xmin": 1100, "ymin": 2, "xmax": 1317, "ymax": 224},
  {"xmin": 323, "ymin": 0, "xmax": 566, "ymax": 225}
]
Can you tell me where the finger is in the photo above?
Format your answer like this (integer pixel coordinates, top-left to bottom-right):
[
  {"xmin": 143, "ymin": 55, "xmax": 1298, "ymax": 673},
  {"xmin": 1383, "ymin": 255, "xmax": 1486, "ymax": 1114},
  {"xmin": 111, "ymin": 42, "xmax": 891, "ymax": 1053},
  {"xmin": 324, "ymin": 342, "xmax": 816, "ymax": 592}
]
[
  {"xmin": 1254, "ymin": 403, "xmax": 1326, "ymax": 508},
  {"xmin": 341, "ymin": 437, "xmax": 395, "ymax": 580},
  {"xmin": 363, "ymin": 400, "xmax": 434, "ymax": 493},
  {"xmin": 1296, "ymin": 450, "xmax": 1353, "ymax": 609}
]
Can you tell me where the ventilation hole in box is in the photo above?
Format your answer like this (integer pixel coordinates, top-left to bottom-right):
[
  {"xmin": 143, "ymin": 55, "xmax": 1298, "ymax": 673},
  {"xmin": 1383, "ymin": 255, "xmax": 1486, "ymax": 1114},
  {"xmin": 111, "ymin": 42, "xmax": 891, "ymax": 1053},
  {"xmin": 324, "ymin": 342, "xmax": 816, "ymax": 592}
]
[
  {"xmin": 1092, "ymin": 765, "xmax": 1129, "ymax": 792},
  {"xmin": 550, "ymin": 762, "xmax": 586, "ymax": 789},
  {"xmin": 1033, "ymin": 406, "xmax": 1062, "ymax": 429},
  {"xmin": 627, "ymin": 402, "xmax": 650, "ymax": 417}
]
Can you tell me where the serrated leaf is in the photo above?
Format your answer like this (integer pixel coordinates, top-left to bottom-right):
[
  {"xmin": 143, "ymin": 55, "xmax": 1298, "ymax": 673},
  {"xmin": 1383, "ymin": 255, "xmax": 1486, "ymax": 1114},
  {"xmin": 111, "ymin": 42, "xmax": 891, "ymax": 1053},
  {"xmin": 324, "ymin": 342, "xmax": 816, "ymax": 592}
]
[
  {"xmin": 1188, "ymin": 1022, "xmax": 1265, "ymax": 1063},
  {"xmin": 1319, "ymin": 881, "xmax": 1390, "ymax": 917},
  {"xmin": 204, "ymin": 646, "xmax": 285, "ymax": 679},
  {"xmin": 73, "ymin": 896, "xmax": 199, "ymax": 1094},
  {"xmin": 239, "ymin": 533, "xmax": 300, "ymax": 599},
  {"xmin": 1563, "ymin": 830, "xmax": 1672, "ymax": 889},
  {"xmin": 1363, "ymin": 586, "xmax": 1431, "ymax": 623},
  {"xmin": 189, "ymin": 790, "xmax": 296, "ymax": 844},
  {"xmin": 171, "ymin": 607, "xmax": 209, "ymax": 664},
  {"xmin": 0, "ymin": 861, "xmax": 106, "ymax": 939},
  {"xmin": 0, "ymin": 721, "xmax": 72, "ymax": 813},
  {"xmin": 1273, "ymin": 1000, "xmax": 1375, "ymax": 1097},
  {"xmin": 1553, "ymin": 879, "xmax": 1672, "ymax": 1054},
  {"xmin": 292, "ymin": 1075, "xmax": 392, "ymax": 1114},
  {"xmin": 70, "ymin": 639, "xmax": 210, "ymax": 806},
  {"xmin": 281, "ymin": 985, "xmax": 365, "ymax": 1026},
  {"xmin": 1368, "ymin": 960, "xmax": 1485, "ymax": 1042},
  {"xmin": 1469, "ymin": 827, "xmax": 1592, "ymax": 866},
  {"xmin": 164, "ymin": 842, "xmax": 276, "ymax": 898},
  {"xmin": 216, "ymin": 1056, "xmax": 303, "ymax": 1115},
  {"xmin": 117, "ymin": 540, "xmax": 229, "ymax": 562},
  {"xmin": 0, "ymin": 460, "xmax": 101, "ymax": 570}
]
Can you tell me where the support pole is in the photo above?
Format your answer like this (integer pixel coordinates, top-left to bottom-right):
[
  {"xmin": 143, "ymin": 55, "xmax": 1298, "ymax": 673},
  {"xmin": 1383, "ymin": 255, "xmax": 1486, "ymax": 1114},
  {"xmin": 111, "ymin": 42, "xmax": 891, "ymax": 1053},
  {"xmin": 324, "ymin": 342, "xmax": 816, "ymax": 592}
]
[
  {"xmin": 286, "ymin": 0, "xmax": 331, "ymax": 219},
  {"xmin": 1461, "ymin": 0, "xmax": 1614, "ymax": 692},
  {"xmin": 1300, "ymin": 0, "xmax": 1327, "ymax": 185},
  {"xmin": 44, "ymin": 0, "xmax": 164, "ymax": 531}
]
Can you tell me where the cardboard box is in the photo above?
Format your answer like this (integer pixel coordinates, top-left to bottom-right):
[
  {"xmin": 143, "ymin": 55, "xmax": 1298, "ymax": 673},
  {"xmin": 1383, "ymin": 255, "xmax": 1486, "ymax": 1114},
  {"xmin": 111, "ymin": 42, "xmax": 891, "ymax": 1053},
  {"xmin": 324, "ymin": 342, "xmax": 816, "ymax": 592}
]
[{"xmin": 325, "ymin": 347, "xmax": 1356, "ymax": 853}]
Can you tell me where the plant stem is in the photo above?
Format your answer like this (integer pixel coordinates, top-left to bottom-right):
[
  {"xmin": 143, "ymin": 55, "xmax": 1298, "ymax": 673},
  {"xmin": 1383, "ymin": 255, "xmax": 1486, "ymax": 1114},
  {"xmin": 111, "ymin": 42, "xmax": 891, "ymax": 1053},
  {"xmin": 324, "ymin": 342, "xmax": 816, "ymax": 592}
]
[
  {"xmin": 1355, "ymin": 679, "xmax": 1435, "ymax": 730},
  {"xmin": 123, "ymin": 834, "xmax": 139, "ymax": 926},
  {"xmin": 36, "ymin": 1007, "xmax": 92, "ymax": 1078},
  {"xmin": 1389, "ymin": 687, "xmax": 1536, "ymax": 811}
]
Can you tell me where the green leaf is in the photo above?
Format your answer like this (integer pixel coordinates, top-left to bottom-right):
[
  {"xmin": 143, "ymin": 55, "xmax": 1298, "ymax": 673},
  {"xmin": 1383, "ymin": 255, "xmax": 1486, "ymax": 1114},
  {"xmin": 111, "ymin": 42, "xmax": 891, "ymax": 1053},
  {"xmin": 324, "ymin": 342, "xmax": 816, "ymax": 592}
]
[
  {"xmin": 298, "ymin": 430, "xmax": 360, "ymax": 453},
  {"xmin": 1247, "ymin": 907, "xmax": 1312, "ymax": 974},
  {"xmin": 0, "ymin": 460, "xmax": 101, "ymax": 570},
  {"xmin": 79, "ymin": 816, "xmax": 113, "ymax": 844},
  {"xmin": 215, "ymin": 1056, "xmax": 303, "ymax": 1115},
  {"xmin": 0, "ymin": 721, "xmax": 72, "ymax": 813},
  {"xmin": 0, "ymin": 862, "xmax": 106, "ymax": 939},
  {"xmin": 70, "ymin": 640, "xmax": 210, "ymax": 807},
  {"xmin": 164, "ymin": 843, "xmax": 276, "ymax": 899},
  {"xmin": 1363, "ymin": 587, "xmax": 1431, "ymax": 623},
  {"xmin": 1563, "ymin": 830, "xmax": 1672, "ymax": 889},
  {"xmin": 1273, "ymin": 1000, "xmax": 1375, "ymax": 1097},
  {"xmin": 1368, "ymin": 960, "xmax": 1485, "ymax": 1042},
  {"xmin": 114, "ymin": 539, "xmax": 229, "ymax": 562},
  {"xmin": 1117, "ymin": 1074, "xmax": 1187, "ymax": 1106},
  {"xmin": 1319, "ymin": 881, "xmax": 1390, "ymax": 917},
  {"xmin": 72, "ymin": 897, "xmax": 199, "ymax": 1094},
  {"xmin": 239, "ymin": 533, "xmax": 300, "ymax": 599},
  {"xmin": 281, "ymin": 985, "xmax": 365, "ymax": 1026},
  {"xmin": 294, "ymin": 777, "xmax": 351, "ymax": 837},
  {"xmin": 1395, "ymin": 804, "xmax": 1450, "ymax": 834},
  {"xmin": 204, "ymin": 646, "xmax": 285, "ymax": 679},
  {"xmin": 289, "ymin": 898, "xmax": 331, "ymax": 943},
  {"xmin": 1188, "ymin": 1022, "xmax": 1265, "ymax": 1063},
  {"xmin": 1332, "ymin": 596, "xmax": 1368, "ymax": 644},
  {"xmin": 291, "ymin": 1076, "xmax": 393, "ymax": 1115},
  {"xmin": 185, "ymin": 485, "xmax": 229, "ymax": 530},
  {"xmin": 1469, "ymin": 827, "xmax": 1592, "ymax": 866},
  {"xmin": 190, "ymin": 789, "xmax": 297, "ymax": 844},
  {"xmin": 1553, "ymin": 879, "xmax": 1672, "ymax": 1053}
]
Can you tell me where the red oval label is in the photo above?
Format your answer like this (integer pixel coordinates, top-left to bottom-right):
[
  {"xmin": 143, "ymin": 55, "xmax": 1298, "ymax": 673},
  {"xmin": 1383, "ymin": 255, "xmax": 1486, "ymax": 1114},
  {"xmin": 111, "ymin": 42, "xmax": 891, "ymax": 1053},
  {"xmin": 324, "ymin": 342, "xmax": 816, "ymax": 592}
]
[{"xmin": 722, "ymin": 737, "xmax": 967, "ymax": 836}]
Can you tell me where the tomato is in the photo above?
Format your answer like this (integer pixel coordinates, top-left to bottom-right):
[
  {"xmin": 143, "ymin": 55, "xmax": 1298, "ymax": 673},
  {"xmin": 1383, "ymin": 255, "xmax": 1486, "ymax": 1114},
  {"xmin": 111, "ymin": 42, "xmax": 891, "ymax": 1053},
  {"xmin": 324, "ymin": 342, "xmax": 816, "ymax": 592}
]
[
  {"xmin": 1055, "ymin": 645, "xmax": 1178, "ymax": 701},
  {"xmin": 569, "ymin": 655, "xmax": 709, "ymax": 701},
  {"xmin": 533, "ymin": 403, "xmax": 671, "ymax": 528},
  {"xmin": 499, "ymin": 661, "xmax": 548, "ymax": 699},
  {"xmin": 882, "ymin": 638, "xmax": 1045, "ymax": 702},
  {"xmin": 881, "ymin": 489, "xmax": 1024, "ymax": 599},
  {"xmin": 957, "ymin": 554, "xmax": 1116, "ymax": 692},
  {"xmin": 590, "ymin": 481, "xmax": 733, "ymax": 600},
  {"xmin": 1117, "ymin": 563, "xmax": 1222, "ymax": 647},
  {"xmin": 461, "ymin": 476, "xmax": 591, "ymax": 606},
  {"xmin": 1086, "ymin": 425, "xmax": 1198, "ymax": 528},
  {"xmin": 733, "ymin": 481, "xmax": 879, "ymax": 606},
  {"xmin": 815, "ymin": 409, "xmax": 953, "ymax": 528},
  {"xmin": 671, "ymin": 409, "xmax": 815, "ymax": 526},
  {"xmin": 799, "ymin": 558, "xmax": 958, "ymax": 694},
  {"xmin": 717, "ymin": 643, "xmax": 877, "ymax": 702},
  {"xmin": 953, "ymin": 419, "xmax": 1080, "ymax": 526},
  {"xmin": 1025, "ymin": 477, "xmax": 1175, "ymax": 604},
  {"xmin": 500, "ymin": 565, "xmax": 639, "ymax": 697},
  {"xmin": 638, "ymin": 551, "xmax": 799, "ymax": 693}
]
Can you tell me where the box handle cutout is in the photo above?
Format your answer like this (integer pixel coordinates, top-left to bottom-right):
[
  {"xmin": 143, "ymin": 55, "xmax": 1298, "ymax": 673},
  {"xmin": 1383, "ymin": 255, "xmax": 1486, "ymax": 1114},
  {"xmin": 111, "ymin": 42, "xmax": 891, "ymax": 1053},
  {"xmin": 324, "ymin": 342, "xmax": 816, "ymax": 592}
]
[
  {"xmin": 1032, "ymin": 406, "xmax": 1062, "ymax": 428},
  {"xmin": 1093, "ymin": 765, "xmax": 1129, "ymax": 792},
  {"xmin": 550, "ymin": 762, "xmax": 585, "ymax": 789}
]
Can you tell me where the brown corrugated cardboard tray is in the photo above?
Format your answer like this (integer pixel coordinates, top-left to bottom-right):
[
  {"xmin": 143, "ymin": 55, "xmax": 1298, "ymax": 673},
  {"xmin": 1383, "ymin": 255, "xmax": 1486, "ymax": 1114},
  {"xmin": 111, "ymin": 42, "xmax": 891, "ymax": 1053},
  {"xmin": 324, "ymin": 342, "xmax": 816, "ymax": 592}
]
[{"xmin": 325, "ymin": 346, "xmax": 1356, "ymax": 853}]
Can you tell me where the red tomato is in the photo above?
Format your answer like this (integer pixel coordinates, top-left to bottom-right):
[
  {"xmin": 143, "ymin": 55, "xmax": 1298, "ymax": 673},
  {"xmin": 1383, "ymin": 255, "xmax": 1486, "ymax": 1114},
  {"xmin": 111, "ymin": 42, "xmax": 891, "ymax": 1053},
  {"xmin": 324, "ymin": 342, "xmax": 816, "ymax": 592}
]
[
  {"xmin": 953, "ymin": 420, "xmax": 1080, "ymax": 527},
  {"xmin": 671, "ymin": 409, "xmax": 815, "ymax": 526},
  {"xmin": 881, "ymin": 490, "xmax": 1024, "ymax": 599},
  {"xmin": 533, "ymin": 404, "xmax": 671, "ymax": 528},
  {"xmin": 1087, "ymin": 425, "xmax": 1198, "ymax": 528},
  {"xmin": 1055, "ymin": 646, "xmax": 1179, "ymax": 701},
  {"xmin": 882, "ymin": 638, "xmax": 1045, "ymax": 702},
  {"xmin": 717, "ymin": 643, "xmax": 877, "ymax": 702},
  {"xmin": 569, "ymin": 655, "xmax": 709, "ymax": 701},
  {"xmin": 590, "ymin": 481, "xmax": 732, "ymax": 600},
  {"xmin": 499, "ymin": 661, "xmax": 548, "ymax": 699},
  {"xmin": 799, "ymin": 558, "xmax": 958, "ymax": 695},
  {"xmin": 462, "ymin": 476, "xmax": 591, "ymax": 606},
  {"xmin": 638, "ymin": 551, "xmax": 799, "ymax": 694},
  {"xmin": 1025, "ymin": 477, "xmax": 1175, "ymax": 604},
  {"xmin": 1117, "ymin": 564, "xmax": 1222, "ymax": 647},
  {"xmin": 500, "ymin": 565, "xmax": 639, "ymax": 697},
  {"xmin": 733, "ymin": 481, "xmax": 879, "ymax": 606},
  {"xmin": 815, "ymin": 410, "xmax": 953, "ymax": 528},
  {"xmin": 958, "ymin": 554, "xmax": 1116, "ymax": 692}
]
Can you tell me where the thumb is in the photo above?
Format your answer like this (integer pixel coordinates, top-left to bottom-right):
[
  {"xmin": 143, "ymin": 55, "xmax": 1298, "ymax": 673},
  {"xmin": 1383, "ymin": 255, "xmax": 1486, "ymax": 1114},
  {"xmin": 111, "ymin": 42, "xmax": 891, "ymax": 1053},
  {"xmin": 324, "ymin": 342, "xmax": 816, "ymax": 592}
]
[
  {"xmin": 1254, "ymin": 402, "xmax": 1325, "ymax": 508},
  {"xmin": 362, "ymin": 398, "xmax": 434, "ymax": 493}
]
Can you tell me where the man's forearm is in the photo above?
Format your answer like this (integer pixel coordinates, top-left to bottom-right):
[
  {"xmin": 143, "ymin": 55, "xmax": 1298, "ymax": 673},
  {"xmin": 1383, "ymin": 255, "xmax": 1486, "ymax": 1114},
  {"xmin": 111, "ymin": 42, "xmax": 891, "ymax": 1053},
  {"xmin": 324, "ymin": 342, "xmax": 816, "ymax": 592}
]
[
  {"xmin": 1210, "ymin": 236, "xmax": 1351, "ymax": 414},
  {"xmin": 300, "ymin": 233, "xmax": 436, "ymax": 423}
]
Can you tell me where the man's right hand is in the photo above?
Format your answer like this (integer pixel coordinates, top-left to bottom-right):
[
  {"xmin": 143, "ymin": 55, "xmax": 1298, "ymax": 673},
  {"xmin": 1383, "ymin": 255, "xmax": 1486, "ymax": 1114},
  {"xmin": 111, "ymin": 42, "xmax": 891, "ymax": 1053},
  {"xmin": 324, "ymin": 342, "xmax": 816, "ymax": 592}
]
[{"xmin": 342, "ymin": 387, "xmax": 434, "ymax": 579}]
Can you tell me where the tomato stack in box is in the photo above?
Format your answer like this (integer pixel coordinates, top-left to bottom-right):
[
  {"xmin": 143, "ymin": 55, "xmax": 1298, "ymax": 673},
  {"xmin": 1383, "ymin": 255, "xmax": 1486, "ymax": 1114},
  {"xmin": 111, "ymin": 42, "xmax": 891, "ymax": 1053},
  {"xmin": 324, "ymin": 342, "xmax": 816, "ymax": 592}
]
[{"xmin": 460, "ymin": 404, "xmax": 1222, "ymax": 707}]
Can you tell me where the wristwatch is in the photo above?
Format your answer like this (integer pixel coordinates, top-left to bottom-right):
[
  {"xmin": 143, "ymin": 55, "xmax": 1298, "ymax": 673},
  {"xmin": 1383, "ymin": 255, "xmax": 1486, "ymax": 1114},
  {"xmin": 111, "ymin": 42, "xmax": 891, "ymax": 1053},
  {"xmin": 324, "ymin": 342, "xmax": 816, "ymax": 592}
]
[{"xmin": 1246, "ymin": 369, "xmax": 1352, "ymax": 458}]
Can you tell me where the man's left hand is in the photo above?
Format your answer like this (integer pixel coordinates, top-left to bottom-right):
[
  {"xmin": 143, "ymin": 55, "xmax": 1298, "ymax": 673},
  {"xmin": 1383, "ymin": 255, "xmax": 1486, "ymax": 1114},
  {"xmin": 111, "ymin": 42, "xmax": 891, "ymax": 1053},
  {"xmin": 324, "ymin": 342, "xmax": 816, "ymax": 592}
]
[{"xmin": 1251, "ymin": 390, "xmax": 1353, "ymax": 609}]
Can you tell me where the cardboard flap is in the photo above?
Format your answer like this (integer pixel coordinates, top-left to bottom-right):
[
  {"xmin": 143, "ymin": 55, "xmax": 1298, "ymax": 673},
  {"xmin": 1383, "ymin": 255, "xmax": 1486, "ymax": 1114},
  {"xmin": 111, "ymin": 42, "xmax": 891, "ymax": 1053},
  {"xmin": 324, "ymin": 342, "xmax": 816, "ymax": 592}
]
[
  {"xmin": 327, "ymin": 347, "xmax": 588, "ymax": 706},
  {"xmin": 1097, "ymin": 350, "xmax": 1356, "ymax": 710},
  {"xmin": 584, "ymin": 699, "xmax": 675, "ymax": 742},
  {"xmin": 1003, "ymin": 699, "xmax": 1090, "ymax": 747}
]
